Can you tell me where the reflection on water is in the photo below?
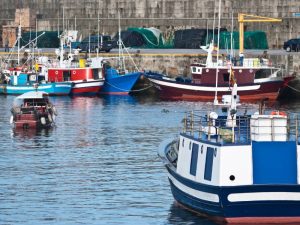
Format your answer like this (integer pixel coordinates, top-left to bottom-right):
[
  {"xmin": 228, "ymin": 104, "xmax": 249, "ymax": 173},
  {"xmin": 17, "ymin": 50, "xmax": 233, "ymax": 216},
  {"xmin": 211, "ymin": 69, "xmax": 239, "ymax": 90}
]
[
  {"xmin": 0, "ymin": 94, "xmax": 300, "ymax": 225},
  {"xmin": 168, "ymin": 202, "xmax": 216, "ymax": 225},
  {"xmin": 12, "ymin": 128, "xmax": 53, "ymax": 139}
]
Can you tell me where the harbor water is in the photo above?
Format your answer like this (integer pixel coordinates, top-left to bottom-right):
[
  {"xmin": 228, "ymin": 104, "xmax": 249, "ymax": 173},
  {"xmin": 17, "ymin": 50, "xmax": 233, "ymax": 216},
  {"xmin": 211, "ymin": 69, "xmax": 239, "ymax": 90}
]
[{"xmin": 0, "ymin": 94, "xmax": 298, "ymax": 225}]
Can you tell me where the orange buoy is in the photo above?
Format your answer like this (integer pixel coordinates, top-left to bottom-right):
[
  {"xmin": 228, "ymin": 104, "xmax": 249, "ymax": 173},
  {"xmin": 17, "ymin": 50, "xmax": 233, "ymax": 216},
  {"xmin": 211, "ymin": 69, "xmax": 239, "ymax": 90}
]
[{"xmin": 271, "ymin": 111, "xmax": 287, "ymax": 116}]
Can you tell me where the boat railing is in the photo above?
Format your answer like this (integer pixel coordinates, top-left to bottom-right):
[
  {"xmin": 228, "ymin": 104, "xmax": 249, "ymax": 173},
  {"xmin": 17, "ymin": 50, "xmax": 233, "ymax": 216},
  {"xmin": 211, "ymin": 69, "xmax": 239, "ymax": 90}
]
[{"xmin": 182, "ymin": 111, "xmax": 300, "ymax": 145}]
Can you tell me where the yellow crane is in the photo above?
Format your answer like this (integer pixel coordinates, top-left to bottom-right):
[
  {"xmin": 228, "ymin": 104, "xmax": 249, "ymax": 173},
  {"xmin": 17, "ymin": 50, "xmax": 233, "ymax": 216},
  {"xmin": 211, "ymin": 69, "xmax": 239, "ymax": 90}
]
[{"xmin": 238, "ymin": 13, "xmax": 282, "ymax": 53}]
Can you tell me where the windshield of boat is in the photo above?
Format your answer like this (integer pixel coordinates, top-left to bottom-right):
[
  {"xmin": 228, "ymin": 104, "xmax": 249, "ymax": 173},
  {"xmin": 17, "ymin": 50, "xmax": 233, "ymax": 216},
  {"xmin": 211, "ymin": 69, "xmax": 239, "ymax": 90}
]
[{"xmin": 13, "ymin": 98, "xmax": 48, "ymax": 108}]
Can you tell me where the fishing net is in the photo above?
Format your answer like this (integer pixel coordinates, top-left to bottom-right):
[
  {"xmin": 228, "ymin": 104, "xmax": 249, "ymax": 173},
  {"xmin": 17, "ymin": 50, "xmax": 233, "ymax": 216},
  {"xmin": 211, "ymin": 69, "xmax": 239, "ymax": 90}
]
[
  {"xmin": 113, "ymin": 27, "xmax": 173, "ymax": 48},
  {"xmin": 20, "ymin": 31, "xmax": 60, "ymax": 48}
]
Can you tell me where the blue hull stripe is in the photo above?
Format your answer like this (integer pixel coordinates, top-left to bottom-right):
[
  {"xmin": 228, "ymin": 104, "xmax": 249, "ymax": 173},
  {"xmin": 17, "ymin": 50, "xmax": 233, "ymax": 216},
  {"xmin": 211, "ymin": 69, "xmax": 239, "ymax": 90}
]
[
  {"xmin": 0, "ymin": 83, "xmax": 72, "ymax": 95},
  {"xmin": 167, "ymin": 166, "xmax": 300, "ymax": 218}
]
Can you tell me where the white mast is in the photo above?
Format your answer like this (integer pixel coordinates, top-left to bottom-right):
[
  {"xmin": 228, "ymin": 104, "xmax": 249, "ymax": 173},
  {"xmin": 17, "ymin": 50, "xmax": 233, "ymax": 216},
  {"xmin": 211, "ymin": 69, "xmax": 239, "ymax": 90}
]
[
  {"xmin": 118, "ymin": 10, "xmax": 126, "ymax": 72},
  {"xmin": 17, "ymin": 24, "xmax": 21, "ymax": 65},
  {"xmin": 230, "ymin": 11, "xmax": 234, "ymax": 64},
  {"xmin": 88, "ymin": 23, "xmax": 91, "ymax": 58},
  {"xmin": 97, "ymin": 0, "xmax": 100, "ymax": 58},
  {"xmin": 118, "ymin": 10, "xmax": 122, "ymax": 68},
  {"xmin": 58, "ymin": 8, "xmax": 60, "ymax": 37},
  {"xmin": 213, "ymin": 0, "xmax": 222, "ymax": 105}
]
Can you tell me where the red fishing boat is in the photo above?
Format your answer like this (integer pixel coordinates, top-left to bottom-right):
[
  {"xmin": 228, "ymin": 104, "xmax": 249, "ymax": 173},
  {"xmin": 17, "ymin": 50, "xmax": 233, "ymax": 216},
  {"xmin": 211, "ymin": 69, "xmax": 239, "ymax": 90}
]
[
  {"xmin": 39, "ymin": 32, "xmax": 104, "ymax": 95},
  {"xmin": 145, "ymin": 43, "xmax": 294, "ymax": 102},
  {"xmin": 10, "ymin": 91, "xmax": 57, "ymax": 129},
  {"xmin": 47, "ymin": 66, "xmax": 104, "ymax": 95}
]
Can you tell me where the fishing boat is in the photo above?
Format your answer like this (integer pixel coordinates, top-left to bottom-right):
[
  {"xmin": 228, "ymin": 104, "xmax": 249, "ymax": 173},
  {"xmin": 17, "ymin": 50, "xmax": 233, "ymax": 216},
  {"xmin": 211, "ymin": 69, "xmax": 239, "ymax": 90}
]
[
  {"xmin": 100, "ymin": 65, "xmax": 142, "ymax": 95},
  {"xmin": 0, "ymin": 68, "xmax": 72, "ymax": 95},
  {"xmin": 40, "ymin": 31, "xmax": 104, "ymax": 96},
  {"xmin": 158, "ymin": 80, "xmax": 300, "ymax": 223},
  {"xmin": 10, "ymin": 91, "xmax": 57, "ymax": 129},
  {"xmin": 0, "ymin": 26, "xmax": 72, "ymax": 96},
  {"xmin": 98, "ymin": 12, "xmax": 142, "ymax": 95},
  {"xmin": 145, "ymin": 43, "xmax": 294, "ymax": 101}
]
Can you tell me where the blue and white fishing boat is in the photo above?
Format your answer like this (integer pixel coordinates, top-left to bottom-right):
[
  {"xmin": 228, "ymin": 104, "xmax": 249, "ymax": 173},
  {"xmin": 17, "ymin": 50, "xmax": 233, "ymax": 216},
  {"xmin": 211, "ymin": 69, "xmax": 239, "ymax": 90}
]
[
  {"xmin": 0, "ymin": 70, "xmax": 72, "ymax": 95},
  {"xmin": 0, "ymin": 25, "xmax": 72, "ymax": 96},
  {"xmin": 158, "ymin": 83, "xmax": 300, "ymax": 224}
]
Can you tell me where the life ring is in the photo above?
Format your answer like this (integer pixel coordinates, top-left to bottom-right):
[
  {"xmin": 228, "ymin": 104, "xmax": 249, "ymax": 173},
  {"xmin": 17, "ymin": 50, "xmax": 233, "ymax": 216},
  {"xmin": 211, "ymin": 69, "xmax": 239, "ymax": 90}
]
[{"xmin": 271, "ymin": 111, "xmax": 287, "ymax": 116}]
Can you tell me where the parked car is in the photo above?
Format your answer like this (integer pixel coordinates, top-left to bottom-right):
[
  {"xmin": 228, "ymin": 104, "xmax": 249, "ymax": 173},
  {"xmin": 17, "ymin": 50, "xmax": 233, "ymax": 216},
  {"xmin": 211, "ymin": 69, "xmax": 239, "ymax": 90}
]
[
  {"xmin": 77, "ymin": 35, "xmax": 115, "ymax": 53},
  {"xmin": 283, "ymin": 38, "xmax": 300, "ymax": 52}
]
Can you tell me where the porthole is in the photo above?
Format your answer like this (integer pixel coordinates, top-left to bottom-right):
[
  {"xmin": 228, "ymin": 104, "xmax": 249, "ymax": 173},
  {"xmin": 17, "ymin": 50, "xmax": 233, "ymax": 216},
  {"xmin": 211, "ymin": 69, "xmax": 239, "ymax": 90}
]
[
  {"xmin": 239, "ymin": 69, "xmax": 242, "ymax": 73},
  {"xmin": 206, "ymin": 69, "xmax": 209, "ymax": 72},
  {"xmin": 230, "ymin": 175, "xmax": 235, "ymax": 181}
]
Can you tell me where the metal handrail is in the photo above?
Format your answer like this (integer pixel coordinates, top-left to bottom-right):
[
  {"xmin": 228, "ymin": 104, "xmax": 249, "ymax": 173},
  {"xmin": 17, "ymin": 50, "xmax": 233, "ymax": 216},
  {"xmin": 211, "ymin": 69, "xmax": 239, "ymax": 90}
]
[{"xmin": 182, "ymin": 112, "xmax": 300, "ymax": 144}]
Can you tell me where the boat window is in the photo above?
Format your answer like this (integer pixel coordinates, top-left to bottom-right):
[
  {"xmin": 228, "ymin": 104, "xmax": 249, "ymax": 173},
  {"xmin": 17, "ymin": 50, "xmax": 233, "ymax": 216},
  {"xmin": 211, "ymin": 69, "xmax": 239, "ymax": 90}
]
[
  {"xmin": 92, "ymin": 69, "xmax": 99, "ymax": 79},
  {"xmin": 255, "ymin": 69, "xmax": 272, "ymax": 79},
  {"xmin": 192, "ymin": 67, "xmax": 196, "ymax": 73},
  {"xmin": 63, "ymin": 71, "xmax": 71, "ymax": 81},
  {"xmin": 204, "ymin": 147, "xmax": 215, "ymax": 181},
  {"xmin": 223, "ymin": 73, "xmax": 230, "ymax": 82},
  {"xmin": 190, "ymin": 143, "xmax": 199, "ymax": 176}
]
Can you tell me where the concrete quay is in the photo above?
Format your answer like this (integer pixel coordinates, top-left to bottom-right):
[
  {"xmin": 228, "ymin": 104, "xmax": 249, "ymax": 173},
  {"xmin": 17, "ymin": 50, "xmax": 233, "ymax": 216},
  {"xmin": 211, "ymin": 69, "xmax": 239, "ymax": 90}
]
[{"xmin": 0, "ymin": 48, "xmax": 299, "ymax": 77}]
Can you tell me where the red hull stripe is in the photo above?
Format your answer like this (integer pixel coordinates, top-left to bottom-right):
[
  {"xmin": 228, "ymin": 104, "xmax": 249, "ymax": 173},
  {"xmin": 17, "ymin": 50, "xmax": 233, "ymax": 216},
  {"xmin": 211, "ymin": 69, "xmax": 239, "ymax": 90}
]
[
  {"xmin": 226, "ymin": 217, "xmax": 300, "ymax": 224},
  {"xmin": 71, "ymin": 86, "xmax": 101, "ymax": 94}
]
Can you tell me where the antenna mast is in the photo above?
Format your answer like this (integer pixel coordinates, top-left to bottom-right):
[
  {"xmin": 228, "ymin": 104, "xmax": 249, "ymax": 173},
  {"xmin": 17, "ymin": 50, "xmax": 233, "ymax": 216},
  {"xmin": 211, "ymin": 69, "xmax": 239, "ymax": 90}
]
[{"xmin": 213, "ymin": 0, "xmax": 222, "ymax": 105}]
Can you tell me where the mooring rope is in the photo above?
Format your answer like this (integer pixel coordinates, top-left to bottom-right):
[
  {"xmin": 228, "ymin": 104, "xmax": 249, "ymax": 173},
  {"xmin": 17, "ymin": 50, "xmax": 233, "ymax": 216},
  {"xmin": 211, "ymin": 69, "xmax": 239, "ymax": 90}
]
[
  {"xmin": 104, "ymin": 80, "xmax": 153, "ymax": 92},
  {"xmin": 286, "ymin": 84, "xmax": 300, "ymax": 93}
]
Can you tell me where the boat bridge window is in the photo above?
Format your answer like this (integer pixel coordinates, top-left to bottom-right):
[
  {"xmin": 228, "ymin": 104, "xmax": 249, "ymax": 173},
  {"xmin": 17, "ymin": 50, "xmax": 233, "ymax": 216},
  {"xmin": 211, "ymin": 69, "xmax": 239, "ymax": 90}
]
[
  {"xmin": 92, "ymin": 69, "xmax": 99, "ymax": 79},
  {"xmin": 255, "ymin": 69, "xmax": 273, "ymax": 79}
]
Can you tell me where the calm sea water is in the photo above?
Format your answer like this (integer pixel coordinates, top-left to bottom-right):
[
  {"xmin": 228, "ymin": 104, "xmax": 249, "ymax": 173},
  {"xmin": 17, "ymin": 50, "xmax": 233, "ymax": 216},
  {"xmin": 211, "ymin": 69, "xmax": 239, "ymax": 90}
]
[{"xmin": 0, "ymin": 94, "xmax": 298, "ymax": 225}]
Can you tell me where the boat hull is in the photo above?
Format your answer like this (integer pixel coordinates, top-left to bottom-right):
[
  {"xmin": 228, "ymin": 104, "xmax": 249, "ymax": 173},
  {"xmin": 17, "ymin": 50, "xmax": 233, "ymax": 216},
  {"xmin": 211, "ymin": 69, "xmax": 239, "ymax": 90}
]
[
  {"xmin": 0, "ymin": 82, "xmax": 72, "ymax": 96},
  {"xmin": 167, "ymin": 165, "xmax": 300, "ymax": 223},
  {"xmin": 71, "ymin": 80, "xmax": 104, "ymax": 95},
  {"xmin": 100, "ymin": 72, "xmax": 142, "ymax": 95},
  {"xmin": 147, "ymin": 76, "xmax": 284, "ymax": 101}
]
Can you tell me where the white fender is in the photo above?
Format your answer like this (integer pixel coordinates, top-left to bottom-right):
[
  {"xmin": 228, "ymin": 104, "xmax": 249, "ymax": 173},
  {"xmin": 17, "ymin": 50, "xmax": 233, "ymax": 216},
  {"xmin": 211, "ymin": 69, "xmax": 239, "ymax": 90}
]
[
  {"xmin": 10, "ymin": 115, "xmax": 14, "ymax": 124},
  {"xmin": 41, "ymin": 117, "xmax": 46, "ymax": 125}
]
